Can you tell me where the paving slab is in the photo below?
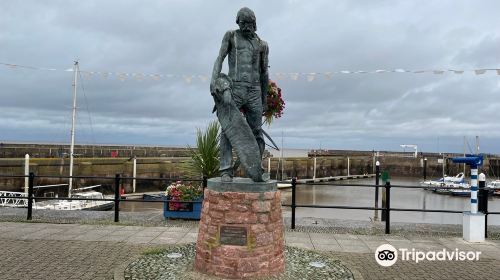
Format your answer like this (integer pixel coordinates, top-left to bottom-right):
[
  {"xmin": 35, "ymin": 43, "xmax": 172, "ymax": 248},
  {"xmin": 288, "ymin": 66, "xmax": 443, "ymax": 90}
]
[
  {"xmin": 285, "ymin": 241, "xmax": 315, "ymax": 250},
  {"xmin": 125, "ymin": 235, "xmax": 159, "ymax": 244},
  {"xmin": 315, "ymin": 244, "xmax": 343, "ymax": 251},
  {"xmin": 1, "ymin": 221, "xmax": 500, "ymax": 279}
]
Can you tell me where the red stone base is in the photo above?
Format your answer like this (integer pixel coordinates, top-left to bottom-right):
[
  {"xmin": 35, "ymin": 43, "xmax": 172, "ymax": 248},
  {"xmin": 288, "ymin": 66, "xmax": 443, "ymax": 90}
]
[{"xmin": 194, "ymin": 188, "xmax": 285, "ymax": 279}]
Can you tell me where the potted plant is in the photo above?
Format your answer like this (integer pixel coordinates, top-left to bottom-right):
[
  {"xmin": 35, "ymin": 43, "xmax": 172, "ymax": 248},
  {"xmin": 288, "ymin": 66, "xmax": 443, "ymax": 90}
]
[
  {"xmin": 163, "ymin": 181, "xmax": 204, "ymax": 219},
  {"xmin": 187, "ymin": 120, "xmax": 220, "ymax": 178}
]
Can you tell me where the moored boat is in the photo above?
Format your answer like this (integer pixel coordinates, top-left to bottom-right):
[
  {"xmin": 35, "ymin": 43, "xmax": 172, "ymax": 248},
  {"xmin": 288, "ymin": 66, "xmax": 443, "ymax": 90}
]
[{"xmin": 34, "ymin": 190, "xmax": 114, "ymax": 211}]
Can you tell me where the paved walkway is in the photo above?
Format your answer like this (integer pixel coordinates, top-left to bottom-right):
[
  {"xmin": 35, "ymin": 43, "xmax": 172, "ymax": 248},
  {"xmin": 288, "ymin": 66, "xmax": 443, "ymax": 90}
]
[{"xmin": 1, "ymin": 222, "xmax": 500, "ymax": 279}]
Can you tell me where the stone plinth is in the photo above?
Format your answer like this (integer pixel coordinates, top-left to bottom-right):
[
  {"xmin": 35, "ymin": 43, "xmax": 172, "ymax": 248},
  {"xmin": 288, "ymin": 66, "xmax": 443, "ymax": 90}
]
[{"xmin": 194, "ymin": 177, "xmax": 285, "ymax": 279}]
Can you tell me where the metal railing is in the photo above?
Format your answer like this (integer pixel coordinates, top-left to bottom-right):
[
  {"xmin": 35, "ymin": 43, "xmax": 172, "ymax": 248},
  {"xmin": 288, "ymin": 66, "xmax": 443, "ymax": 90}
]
[
  {"xmin": 0, "ymin": 173, "xmax": 207, "ymax": 223},
  {"xmin": 1, "ymin": 173, "xmax": 499, "ymax": 238},
  {"xmin": 283, "ymin": 176, "xmax": 500, "ymax": 238}
]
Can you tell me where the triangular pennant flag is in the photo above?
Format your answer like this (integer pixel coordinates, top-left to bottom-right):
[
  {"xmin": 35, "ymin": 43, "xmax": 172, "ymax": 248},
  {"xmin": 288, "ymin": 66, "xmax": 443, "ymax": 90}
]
[
  {"xmin": 183, "ymin": 75, "xmax": 193, "ymax": 83},
  {"xmin": 117, "ymin": 73, "xmax": 127, "ymax": 81},
  {"xmin": 198, "ymin": 75, "xmax": 208, "ymax": 82},
  {"xmin": 306, "ymin": 73, "xmax": 316, "ymax": 82},
  {"xmin": 275, "ymin": 73, "xmax": 285, "ymax": 80},
  {"xmin": 289, "ymin": 73, "xmax": 300, "ymax": 80},
  {"xmin": 474, "ymin": 69, "xmax": 486, "ymax": 75},
  {"xmin": 83, "ymin": 72, "xmax": 92, "ymax": 79},
  {"xmin": 324, "ymin": 72, "xmax": 333, "ymax": 79},
  {"xmin": 133, "ymin": 73, "xmax": 144, "ymax": 81}
]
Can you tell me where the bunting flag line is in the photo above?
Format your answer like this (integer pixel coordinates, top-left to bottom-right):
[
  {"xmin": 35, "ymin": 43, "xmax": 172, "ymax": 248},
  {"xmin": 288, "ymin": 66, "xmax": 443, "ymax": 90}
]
[{"xmin": 1, "ymin": 62, "xmax": 499, "ymax": 84}]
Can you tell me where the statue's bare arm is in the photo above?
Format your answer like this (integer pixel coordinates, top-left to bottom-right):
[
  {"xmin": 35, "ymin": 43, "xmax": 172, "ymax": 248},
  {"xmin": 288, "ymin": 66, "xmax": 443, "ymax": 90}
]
[
  {"xmin": 260, "ymin": 41, "xmax": 269, "ymax": 110},
  {"xmin": 210, "ymin": 31, "xmax": 232, "ymax": 94}
]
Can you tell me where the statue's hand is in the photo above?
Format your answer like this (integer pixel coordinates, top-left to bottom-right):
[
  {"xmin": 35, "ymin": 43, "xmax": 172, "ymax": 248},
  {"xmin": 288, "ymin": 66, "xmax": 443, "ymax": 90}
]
[{"xmin": 223, "ymin": 90, "xmax": 232, "ymax": 105}]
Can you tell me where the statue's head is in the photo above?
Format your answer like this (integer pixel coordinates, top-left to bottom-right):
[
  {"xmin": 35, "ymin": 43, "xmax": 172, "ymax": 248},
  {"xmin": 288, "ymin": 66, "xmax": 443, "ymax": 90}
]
[{"xmin": 236, "ymin": 7, "xmax": 256, "ymax": 37}]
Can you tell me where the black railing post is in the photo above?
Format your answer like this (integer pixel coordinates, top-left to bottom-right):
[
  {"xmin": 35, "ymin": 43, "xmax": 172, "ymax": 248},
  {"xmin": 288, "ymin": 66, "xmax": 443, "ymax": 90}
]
[
  {"xmin": 203, "ymin": 176, "xmax": 208, "ymax": 190},
  {"xmin": 114, "ymin": 174, "xmax": 121, "ymax": 223},
  {"xmin": 27, "ymin": 172, "xmax": 34, "ymax": 221},
  {"xmin": 385, "ymin": 181, "xmax": 391, "ymax": 234},
  {"xmin": 423, "ymin": 158, "xmax": 427, "ymax": 181},
  {"xmin": 485, "ymin": 190, "xmax": 489, "ymax": 239},
  {"xmin": 291, "ymin": 177, "xmax": 296, "ymax": 229},
  {"xmin": 374, "ymin": 161, "xmax": 380, "ymax": 221}
]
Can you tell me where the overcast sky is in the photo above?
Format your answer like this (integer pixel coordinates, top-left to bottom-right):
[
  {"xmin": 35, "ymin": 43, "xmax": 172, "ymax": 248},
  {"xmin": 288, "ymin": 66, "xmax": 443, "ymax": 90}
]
[{"xmin": 1, "ymin": 0, "xmax": 500, "ymax": 154}]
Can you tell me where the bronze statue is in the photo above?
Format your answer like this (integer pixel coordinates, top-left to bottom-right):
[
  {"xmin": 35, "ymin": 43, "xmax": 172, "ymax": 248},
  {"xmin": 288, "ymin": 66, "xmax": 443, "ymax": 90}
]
[{"xmin": 210, "ymin": 7, "xmax": 270, "ymax": 182}]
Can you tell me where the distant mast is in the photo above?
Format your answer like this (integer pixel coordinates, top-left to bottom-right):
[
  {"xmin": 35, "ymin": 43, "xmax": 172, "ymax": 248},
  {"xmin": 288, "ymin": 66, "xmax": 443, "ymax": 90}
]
[{"xmin": 69, "ymin": 61, "xmax": 79, "ymax": 197}]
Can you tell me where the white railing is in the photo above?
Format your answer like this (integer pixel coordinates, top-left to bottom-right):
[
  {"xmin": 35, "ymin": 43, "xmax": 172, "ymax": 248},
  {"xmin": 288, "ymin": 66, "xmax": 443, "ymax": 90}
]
[{"xmin": 0, "ymin": 191, "xmax": 28, "ymax": 207}]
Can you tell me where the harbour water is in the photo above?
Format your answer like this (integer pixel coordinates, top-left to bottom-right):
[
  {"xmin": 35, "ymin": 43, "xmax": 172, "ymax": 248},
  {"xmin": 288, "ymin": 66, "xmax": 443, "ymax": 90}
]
[{"xmin": 120, "ymin": 177, "xmax": 500, "ymax": 225}]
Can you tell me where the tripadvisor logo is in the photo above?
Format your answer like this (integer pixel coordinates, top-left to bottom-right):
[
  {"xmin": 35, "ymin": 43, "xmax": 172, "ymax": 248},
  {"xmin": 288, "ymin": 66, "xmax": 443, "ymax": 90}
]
[
  {"xmin": 375, "ymin": 244, "xmax": 481, "ymax": 267},
  {"xmin": 375, "ymin": 244, "xmax": 398, "ymax": 267}
]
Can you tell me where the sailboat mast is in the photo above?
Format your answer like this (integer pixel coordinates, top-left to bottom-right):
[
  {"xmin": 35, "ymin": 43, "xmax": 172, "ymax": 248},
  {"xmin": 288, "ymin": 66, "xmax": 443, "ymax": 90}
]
[
  {"xmin": 69, "ymin": 61, "xmax": 79, "ymax": 197},
  {"xmin": 476, "ymin": 136, "xmax": 479, "ymax": 154},
  {"xmin": 463, "ymin": 136, "xmax": 466, "ymax": 174}
]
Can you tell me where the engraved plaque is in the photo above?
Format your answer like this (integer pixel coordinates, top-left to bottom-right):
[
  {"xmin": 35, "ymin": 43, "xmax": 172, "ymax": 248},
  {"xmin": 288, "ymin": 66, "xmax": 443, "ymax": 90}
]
[{"xmin": 220, "ymin": 226, "xmax": 247, "ymax": 246}]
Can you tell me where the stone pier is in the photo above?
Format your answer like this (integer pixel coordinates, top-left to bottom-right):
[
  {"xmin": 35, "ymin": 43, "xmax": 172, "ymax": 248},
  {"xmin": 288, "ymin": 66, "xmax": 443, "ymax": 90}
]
[{"xmin": 194, "ymin": 177, "xmax": 285, "ymax": 279}]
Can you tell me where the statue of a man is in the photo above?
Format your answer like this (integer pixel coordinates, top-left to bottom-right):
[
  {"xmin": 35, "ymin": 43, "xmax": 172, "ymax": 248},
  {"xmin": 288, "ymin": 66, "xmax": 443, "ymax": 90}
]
[{"xmin": 210, "ymin": 7, "xmax": 269, "ymax": 182}]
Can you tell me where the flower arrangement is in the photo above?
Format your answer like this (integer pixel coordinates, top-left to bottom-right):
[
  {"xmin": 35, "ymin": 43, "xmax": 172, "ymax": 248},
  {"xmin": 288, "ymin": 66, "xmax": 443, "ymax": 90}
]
[
  {"xmin": 263, "ymin": 80, "xmax": 285, "ymax": 126},
  {"xmin": 165, "ymin": 181, "xmax": 203, "ymax": 211}
]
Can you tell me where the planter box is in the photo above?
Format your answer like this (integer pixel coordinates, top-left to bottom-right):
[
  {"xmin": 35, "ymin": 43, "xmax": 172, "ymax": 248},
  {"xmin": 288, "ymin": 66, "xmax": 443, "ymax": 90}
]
[{"xmin": 163, "ymin": 198, "xmax": 203, "ymax": 220}]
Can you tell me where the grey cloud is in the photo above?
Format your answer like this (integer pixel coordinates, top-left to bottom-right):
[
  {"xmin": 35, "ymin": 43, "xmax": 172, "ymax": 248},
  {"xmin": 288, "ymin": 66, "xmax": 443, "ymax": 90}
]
[{"xmin": 1, "ymin": 0, "xmax": 499, "ymax": 153}]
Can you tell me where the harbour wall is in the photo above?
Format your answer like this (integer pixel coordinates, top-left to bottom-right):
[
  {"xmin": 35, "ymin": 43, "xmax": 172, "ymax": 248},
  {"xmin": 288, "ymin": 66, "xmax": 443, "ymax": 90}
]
[{"xmin": 1, "ymin": 153, "xmax": 499, "ymax": 192}]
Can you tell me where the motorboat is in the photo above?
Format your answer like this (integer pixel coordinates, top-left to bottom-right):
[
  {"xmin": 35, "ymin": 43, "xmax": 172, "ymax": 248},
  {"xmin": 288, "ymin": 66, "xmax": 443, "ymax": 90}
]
[
  {"xmin": 487, "ymin": 180, "xmax": 500, "ymax": 196},
  {"xmin": 422, "ymin": 172, "xmax": 465, "ymax": 187},
  {"xmin": 449, "ymin": 182, "xmax": 471, "ymax": 196}
]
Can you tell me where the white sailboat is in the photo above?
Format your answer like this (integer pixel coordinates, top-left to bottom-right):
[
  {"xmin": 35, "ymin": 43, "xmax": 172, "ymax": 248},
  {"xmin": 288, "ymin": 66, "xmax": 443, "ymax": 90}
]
[{"xmin": 34, "ymin": 61, "xmax": 113, "ymax": 211}]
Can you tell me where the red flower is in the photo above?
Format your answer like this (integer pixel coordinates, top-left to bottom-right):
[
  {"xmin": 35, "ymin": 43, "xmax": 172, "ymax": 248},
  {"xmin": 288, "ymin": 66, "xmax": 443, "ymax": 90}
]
[{"xmin": 263, "ymin": 80, "xmax": 285, "ymax": 125}]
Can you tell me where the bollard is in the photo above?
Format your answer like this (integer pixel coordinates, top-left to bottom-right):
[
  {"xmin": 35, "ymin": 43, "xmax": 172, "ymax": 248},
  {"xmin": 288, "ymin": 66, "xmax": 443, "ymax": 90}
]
[
  {"xmin": 423, "ymin": 158, "xmax": 427, "ymax": 181},
  {"xmin": 478, "ymin": 173, "xmax": 488, "ymax": 238},
  {"xmin": 291, "ymin": 177, "xmax": 296, "ymax": 229},
  {"xmin": 24, "ymin": 154, "xmax": 30, "ymax": 195},
  {"xmin": 374, "ymin": 161, "xmax": 380, "ymax": 221},
  {"xmin": 385, "ymin": 181, "xmax": 391, "ymax": 234},
  {"xmin": 27, "ymin": 172, "xmax": 34, "ymax": 221},
  {"xmin": 114, "ymin": 174, "xmax": 121, "ymax": 223}
]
